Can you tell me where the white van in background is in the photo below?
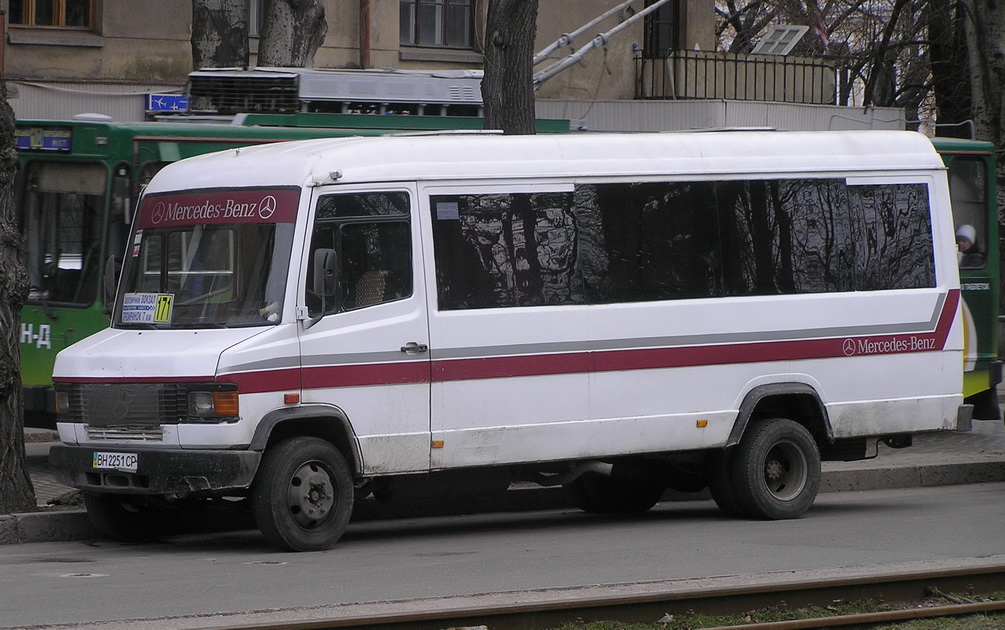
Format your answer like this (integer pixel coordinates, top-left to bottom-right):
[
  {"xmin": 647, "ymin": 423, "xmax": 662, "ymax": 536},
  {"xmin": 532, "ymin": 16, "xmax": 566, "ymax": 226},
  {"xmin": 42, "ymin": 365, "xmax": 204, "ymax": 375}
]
[{"xmin": 50, "ymin": 130, "xmax": 967, "ymax": 551}]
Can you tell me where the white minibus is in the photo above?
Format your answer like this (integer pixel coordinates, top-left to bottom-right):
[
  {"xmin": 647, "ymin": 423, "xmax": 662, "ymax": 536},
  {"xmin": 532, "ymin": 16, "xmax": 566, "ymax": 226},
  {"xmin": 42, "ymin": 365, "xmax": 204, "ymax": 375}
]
[{"xmin": 50, "ymin": 130, "xmax": 968, "ymax": 551}]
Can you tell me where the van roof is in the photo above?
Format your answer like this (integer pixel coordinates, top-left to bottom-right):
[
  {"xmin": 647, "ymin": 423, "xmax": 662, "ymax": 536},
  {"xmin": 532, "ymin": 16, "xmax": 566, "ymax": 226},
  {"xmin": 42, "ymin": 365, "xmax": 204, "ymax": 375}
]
[{"xmin": 144, "ymin": 130, "xmax": 945, "ymax": 194}]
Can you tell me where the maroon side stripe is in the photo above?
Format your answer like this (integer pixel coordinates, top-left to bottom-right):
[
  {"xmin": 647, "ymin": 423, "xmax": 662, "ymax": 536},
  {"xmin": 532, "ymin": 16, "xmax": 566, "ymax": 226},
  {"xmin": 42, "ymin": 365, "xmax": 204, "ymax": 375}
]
[{"xmin": 56, "ymin": 290, "xmax": 959, "ymax": 393}]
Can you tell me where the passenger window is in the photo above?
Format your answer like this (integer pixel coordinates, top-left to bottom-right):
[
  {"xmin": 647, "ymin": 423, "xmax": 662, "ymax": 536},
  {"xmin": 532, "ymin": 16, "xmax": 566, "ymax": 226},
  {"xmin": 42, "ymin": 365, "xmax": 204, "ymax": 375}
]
[
  {"xmin": 307, "ymin": 192, "xmax": 412, "ymax": 317},
  {"xmin": 430, "ymin": 179, "xmax": 937, "ymax": 313},
  {"xmin": 431, "ymin": 192, "xmax": 580, "ymax": 310},
  {"xmin": 717, "ymin": 179, "xmax": 854, "ymax": 296},
  {"xmin": 582, "ymin": 181, "xmax": 722, "ymax": 303},
  {"xmin": 846, "ymin": 183, "xmax": 935, "ymax": 290}
]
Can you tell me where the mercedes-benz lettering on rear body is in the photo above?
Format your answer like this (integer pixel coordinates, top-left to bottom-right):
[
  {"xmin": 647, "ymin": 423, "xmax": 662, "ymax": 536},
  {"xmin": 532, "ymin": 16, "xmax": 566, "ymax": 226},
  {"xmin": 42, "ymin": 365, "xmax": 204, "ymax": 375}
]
[{"xmin": 50, "ymin": 131, "xmax": 968, "ymax": 551}]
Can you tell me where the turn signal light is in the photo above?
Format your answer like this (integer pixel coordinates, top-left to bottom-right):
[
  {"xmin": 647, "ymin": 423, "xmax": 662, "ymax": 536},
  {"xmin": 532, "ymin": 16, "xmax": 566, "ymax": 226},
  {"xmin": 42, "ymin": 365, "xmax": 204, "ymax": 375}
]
[{"xmin": 213, "ymin": 391, "xmax": 239, "ymax": 416}]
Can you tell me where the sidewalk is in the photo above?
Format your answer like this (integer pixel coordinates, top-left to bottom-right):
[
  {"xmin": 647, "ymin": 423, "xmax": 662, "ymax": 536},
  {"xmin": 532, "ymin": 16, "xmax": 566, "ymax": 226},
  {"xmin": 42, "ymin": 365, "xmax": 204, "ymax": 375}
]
[{"xmin": 4, "ymin": 419, "xmax": 1005, "ymax": 545}]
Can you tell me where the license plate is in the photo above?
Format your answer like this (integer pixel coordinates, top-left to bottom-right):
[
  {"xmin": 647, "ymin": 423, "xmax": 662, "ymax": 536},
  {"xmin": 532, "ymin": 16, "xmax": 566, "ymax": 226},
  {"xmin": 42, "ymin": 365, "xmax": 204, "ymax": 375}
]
[{"xmin": 92, "ymin": 452, "xmax": 138, "ymax": 473}]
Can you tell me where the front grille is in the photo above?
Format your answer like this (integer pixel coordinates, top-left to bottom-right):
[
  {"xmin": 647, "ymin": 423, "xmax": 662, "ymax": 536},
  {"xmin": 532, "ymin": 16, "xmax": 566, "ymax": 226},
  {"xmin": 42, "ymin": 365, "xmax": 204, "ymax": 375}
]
[
  {"xmin": 85, "ymin": 425, "xmax": 166, "ymax": 442},
  {"xmin": 60, "ymin": 383, "xmax": 192, "ymax": 426}
]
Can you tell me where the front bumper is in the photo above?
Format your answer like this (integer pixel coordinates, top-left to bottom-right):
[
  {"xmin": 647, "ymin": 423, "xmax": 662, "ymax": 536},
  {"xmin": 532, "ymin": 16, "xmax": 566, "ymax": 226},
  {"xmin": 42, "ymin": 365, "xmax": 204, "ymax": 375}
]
[{"xmin": 49, "ymin": 445, "xmax": 261, "ymax": 495}]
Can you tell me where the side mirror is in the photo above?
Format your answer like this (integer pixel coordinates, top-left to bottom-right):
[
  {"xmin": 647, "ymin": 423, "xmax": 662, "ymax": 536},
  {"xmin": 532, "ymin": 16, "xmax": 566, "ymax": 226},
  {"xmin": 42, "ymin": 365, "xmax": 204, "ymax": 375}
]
[
  {"xmin": 101, "ymin": 255, "xmax": 120, "ymax": 317},
  {"xmin": 307, "ymin": 248, "xmax": 338, "ymax": 324},
  {"xmin": 313, "ymin": 248, "xmax": 338, "ymax": 298}
]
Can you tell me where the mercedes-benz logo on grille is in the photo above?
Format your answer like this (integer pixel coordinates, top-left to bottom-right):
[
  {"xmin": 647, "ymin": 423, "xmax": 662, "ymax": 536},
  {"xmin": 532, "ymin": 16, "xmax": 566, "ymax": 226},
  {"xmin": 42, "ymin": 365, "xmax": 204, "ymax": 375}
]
[{"xmin": 842, "ymin": 338, "xmax": 857, "ymax": 356}]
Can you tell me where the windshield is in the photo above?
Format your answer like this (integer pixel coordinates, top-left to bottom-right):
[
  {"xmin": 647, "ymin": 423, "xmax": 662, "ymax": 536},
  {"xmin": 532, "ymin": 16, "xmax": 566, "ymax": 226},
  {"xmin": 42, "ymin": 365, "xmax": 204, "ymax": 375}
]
[
  {"xmin": 115, "ymin": 187, "xmax": 300, "ymax": 328},
  {"xmin": 19, "ymin": 161, "xmax": 107, "ymax": 305}
]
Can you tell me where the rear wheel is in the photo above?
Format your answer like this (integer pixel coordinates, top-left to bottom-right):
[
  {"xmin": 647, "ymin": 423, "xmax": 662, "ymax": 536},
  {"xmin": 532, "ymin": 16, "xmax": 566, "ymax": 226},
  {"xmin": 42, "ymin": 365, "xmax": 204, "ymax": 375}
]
[
  {"xmin": 564, "ymin": 469, "xmax": 664, "ymax": 514},
  {"xmin": 707, "ymin": 449, "xmax": 747, "ymax": 518},
  {"xmin": 252, "ymin": 437, "xmax": 354, "ymax": 552},
  {"xmin": 730, "ymin": 418, "xmax": 821, "ymax": 519}
]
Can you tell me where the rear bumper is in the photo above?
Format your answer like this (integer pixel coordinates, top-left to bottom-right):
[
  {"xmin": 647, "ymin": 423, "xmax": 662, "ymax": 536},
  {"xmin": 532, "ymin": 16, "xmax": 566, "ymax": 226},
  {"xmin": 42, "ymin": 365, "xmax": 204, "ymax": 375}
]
[{"xmin": 49, "ymin": 445, "xmax": 261, "ymax": 495}]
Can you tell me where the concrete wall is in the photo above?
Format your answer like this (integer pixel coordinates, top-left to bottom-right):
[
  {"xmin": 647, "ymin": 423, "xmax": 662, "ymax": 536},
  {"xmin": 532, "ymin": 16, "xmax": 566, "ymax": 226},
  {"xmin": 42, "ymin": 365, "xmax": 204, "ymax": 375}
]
[
  {"xmin": 534, "ymin": 99, "xmax": 906, "ymax": 132},
  {"xmin": 4, "ymin": 1, "xmax": 716, "ymax": 96},
  {"xmin": 5, "ymin": 0, "xmax": 813, "ymax": 123},
  {"xmin": 5, "ymin": 0, "xmax": 192, "ymax": 82}
]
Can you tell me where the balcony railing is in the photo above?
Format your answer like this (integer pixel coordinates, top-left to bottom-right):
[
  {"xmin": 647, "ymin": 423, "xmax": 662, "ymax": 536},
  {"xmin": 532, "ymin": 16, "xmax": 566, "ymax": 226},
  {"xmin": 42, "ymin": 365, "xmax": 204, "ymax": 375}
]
[{"xmin": 635, "ymin": 50, "xmax": 840, "ymax": 105}]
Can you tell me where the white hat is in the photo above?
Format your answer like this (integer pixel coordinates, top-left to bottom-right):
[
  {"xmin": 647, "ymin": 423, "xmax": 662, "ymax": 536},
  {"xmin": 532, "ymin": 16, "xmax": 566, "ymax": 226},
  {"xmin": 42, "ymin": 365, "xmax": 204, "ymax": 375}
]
[{"xmin": 956, "ymin": 224, "xmax": 976, "ymax": 245}]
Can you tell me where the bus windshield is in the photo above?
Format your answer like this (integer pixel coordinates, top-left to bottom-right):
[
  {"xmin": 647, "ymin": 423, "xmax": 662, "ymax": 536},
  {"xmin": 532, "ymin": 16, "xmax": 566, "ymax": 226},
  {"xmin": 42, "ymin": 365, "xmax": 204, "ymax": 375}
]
[
  {"xmin": 20, "ymin": 161, "xmax": 106, "ymax": 305},
  {"xmin": 115, "ymin": 188, "xmax": 300, "ymax": 328}
]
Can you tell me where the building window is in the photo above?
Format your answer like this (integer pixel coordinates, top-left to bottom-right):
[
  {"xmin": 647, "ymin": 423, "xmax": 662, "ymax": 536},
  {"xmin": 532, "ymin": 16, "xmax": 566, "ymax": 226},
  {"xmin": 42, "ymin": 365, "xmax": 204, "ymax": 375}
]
[
  {"xmin": 8, "ymin": 0, "xmax": 93, "ymax": 28},
  {"xmin": 643, "ymin": 0, "xmax": 679, "ymax": 58},
  {"xmin": 400, "ymin": 0, "xmax": 473, "ymax": 48}
]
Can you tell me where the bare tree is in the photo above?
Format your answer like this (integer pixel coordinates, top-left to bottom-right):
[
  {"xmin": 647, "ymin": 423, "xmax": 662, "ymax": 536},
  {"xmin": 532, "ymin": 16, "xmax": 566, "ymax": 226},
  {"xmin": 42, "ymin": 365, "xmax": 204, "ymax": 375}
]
[
  {"xmin": 192, "ymin": 0, "xmax": 249, "ymax": 69},
  {"xmin": 961, "ymin": 0, "xmax": 1005, "ymax": 164},
  {"xmin": 482, "ymin": 0, "xmax": 538, "ymax": 135},
  {"xmin": 0, "ymin": 88, "xmax": 36, "ymax": 514},
  {"xmin": 960, "ymin": 0, "xmax": 1005, "ymax": 307},
  {"xmin": 258, "ymin": 0, "xmax": 328, "ymax": 67},
  {"xmin": 716, "ymin": 0, "xmax": 933, "ymax": 115}
]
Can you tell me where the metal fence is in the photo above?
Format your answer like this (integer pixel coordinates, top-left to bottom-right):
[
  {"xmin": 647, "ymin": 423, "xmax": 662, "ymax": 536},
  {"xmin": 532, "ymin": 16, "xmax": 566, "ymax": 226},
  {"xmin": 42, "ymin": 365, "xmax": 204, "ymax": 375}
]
[{"xmin": 635, "ymin": 50, "xmax": 841, "ymax": 105}]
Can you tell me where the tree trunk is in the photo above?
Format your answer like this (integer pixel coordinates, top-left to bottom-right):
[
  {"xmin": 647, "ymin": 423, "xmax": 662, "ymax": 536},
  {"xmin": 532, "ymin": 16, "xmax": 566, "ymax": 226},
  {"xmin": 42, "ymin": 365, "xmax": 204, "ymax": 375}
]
[
  {"xmin": 0, "ymin": 91, "xmax": 36, "ymax": 514},
  {"xmin": 928, "ymin": 0, "xmax": 972, "ymax": 137},
  {"xmin": 961, "ymin": 0, "xmax": 1005, "ymax": 151},
  {"xmin": 482, "ymin": 0, "xmax": 538, "ymax": 135},
  {"xmin": 258, "ymin": 0, "xmax": 328, "ymax": 67},
  {"xmin": 192, "ymin": 0, "xmax": 250, "ymax": 70},
  {"xmin": 961, "ymin": 0, "xmax": 1005, "ymax": 312}
]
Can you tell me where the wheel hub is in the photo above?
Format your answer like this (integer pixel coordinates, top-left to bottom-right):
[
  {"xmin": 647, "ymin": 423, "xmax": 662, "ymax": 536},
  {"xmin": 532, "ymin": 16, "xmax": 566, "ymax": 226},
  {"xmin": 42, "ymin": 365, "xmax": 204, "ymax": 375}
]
[
  {"xmin": 762, "ymin": 440, "xmax": 807, "ymax": 501},
  {"xmin": 288, "ymin": 462, "xmax": 336, "ymax": 528},
  {"xmin": 765, "ymin": 458, "xmax": 785, "ymax": 481}
]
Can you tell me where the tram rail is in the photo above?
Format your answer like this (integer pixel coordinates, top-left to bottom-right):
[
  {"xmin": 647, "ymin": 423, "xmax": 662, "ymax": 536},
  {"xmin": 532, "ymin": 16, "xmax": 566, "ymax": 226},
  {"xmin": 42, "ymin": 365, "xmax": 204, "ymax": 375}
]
[{"xmin": 196, "ymin": 563, "xmax": 1005, "ymax": 630}]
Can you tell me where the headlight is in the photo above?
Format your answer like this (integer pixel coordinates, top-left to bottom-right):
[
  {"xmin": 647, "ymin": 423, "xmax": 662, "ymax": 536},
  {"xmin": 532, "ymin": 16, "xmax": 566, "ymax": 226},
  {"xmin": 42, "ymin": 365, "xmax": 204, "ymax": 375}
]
[{"xmin": 186, "ymin": 388, "xmax": 239, "ymax": 421}]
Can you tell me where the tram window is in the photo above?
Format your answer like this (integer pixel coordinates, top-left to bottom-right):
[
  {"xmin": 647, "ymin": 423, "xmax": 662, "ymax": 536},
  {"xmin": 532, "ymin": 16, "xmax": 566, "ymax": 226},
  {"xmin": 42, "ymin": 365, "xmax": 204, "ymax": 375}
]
[
  {"xmin": 947, "ymin": 157, "xmax": 988, "ymax": 269},
  {"xmin": 20, "ymin": 162, "xmax": 106, "ymax": 306}
]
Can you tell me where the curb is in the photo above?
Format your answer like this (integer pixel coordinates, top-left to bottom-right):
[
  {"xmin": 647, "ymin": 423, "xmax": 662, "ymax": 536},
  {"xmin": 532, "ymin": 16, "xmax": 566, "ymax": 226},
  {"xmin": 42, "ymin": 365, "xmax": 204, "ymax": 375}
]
[
  {"xmin": 23, "ymin": 429, "xmax": 59, "ymax": 444},
  {"xmin": 821, "ymin": 459, "xmax": 1005, "ymax": 493},
  {"xmin": 0, "ymin": 509, "xmax": 97, "ymax": 545},
  {"xmin": 4, "ymin": 459, "xmax": 1005, "ymax": 546}
]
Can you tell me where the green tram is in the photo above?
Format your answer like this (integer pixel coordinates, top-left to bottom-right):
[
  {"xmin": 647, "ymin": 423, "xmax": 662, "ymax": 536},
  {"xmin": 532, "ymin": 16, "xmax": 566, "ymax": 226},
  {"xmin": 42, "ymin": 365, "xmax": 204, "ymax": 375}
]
[
  {"xmin": 14, "ymin": 113, "xmax": 568, "ymax": 426},
  {"xmin": 932, "ymin": 137, "xmax": 1002, "ymax": 421}
]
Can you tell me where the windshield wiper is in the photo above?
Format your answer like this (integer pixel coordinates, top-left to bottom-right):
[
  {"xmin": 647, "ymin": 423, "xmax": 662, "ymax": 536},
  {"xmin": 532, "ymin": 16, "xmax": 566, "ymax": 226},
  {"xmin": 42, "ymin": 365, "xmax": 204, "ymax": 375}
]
[
  {"xmin": 168, "ymin": 322, "xmax": 230, "ymax": 329},
  {"xmin": 117, "ymin": 322, "xmax": 158, "ymax": 330}
]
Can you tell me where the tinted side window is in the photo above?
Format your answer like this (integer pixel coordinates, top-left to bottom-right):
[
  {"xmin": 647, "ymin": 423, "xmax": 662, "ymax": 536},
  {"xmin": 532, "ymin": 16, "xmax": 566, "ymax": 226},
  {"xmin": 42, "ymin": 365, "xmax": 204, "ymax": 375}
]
[
  {"xmin": 847, "ymin": 184, "xmax": 935, "ymax": 290},
  {"xmin": 432, "ymin": 192, "xmax": 580, "ymax": 310},
  {"xmin": 429, "ymin": 179, "xmax": 936, "ymax": 312},
  {"xmin": 718, "ymin": 179, "xmax": 853, "ymax": 296},
  {"xmin": 580, "ymin": 181, "xmax": 722, "ymax": 303}
]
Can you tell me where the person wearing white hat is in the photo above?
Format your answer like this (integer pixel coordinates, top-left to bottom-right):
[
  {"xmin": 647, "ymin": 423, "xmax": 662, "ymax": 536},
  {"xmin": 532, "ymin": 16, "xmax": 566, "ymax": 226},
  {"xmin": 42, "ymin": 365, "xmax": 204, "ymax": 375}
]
[{"xmin": 956, "ymin": 223, "xmax": 982, "ymax": 267}]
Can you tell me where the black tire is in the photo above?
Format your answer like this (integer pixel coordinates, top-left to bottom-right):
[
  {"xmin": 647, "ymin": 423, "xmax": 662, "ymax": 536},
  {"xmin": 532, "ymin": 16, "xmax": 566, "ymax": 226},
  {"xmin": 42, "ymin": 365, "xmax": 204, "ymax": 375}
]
[
  {"xmin": 563, "ymin": 470, "xmax": 664, "ymax": 514},
  {"xmin": 707, "ymin": 449, "xmax": 747, "ymax": 518},
  {"xmin": 730, "ymin": 418, "xmax": 821, "ymax": 520},
  {"xmin": 252, "ymin": 437, "xmax": 354, "ymax": 552},
  {"xmin": 84, "ymin": 493, "xmax": 164, "ymax": 542}
]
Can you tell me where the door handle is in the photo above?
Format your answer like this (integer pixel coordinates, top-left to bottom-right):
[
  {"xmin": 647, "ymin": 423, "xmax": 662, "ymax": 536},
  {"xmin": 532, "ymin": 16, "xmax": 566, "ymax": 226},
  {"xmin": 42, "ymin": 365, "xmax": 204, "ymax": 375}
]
[{"xmin": 400, "ymin": 341, "xmax": 429, "ymax": 355}]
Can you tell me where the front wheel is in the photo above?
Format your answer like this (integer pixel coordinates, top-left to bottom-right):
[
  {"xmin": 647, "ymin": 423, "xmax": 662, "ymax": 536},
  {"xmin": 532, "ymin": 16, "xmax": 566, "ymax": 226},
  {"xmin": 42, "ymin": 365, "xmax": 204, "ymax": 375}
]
[
  {"xmin": 252, "ymin": 437, "xmax": 354, "ymax": 552},
  {"xmin": 730, "ymin": 418, "xmax": 821, "ymax": 519}
]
